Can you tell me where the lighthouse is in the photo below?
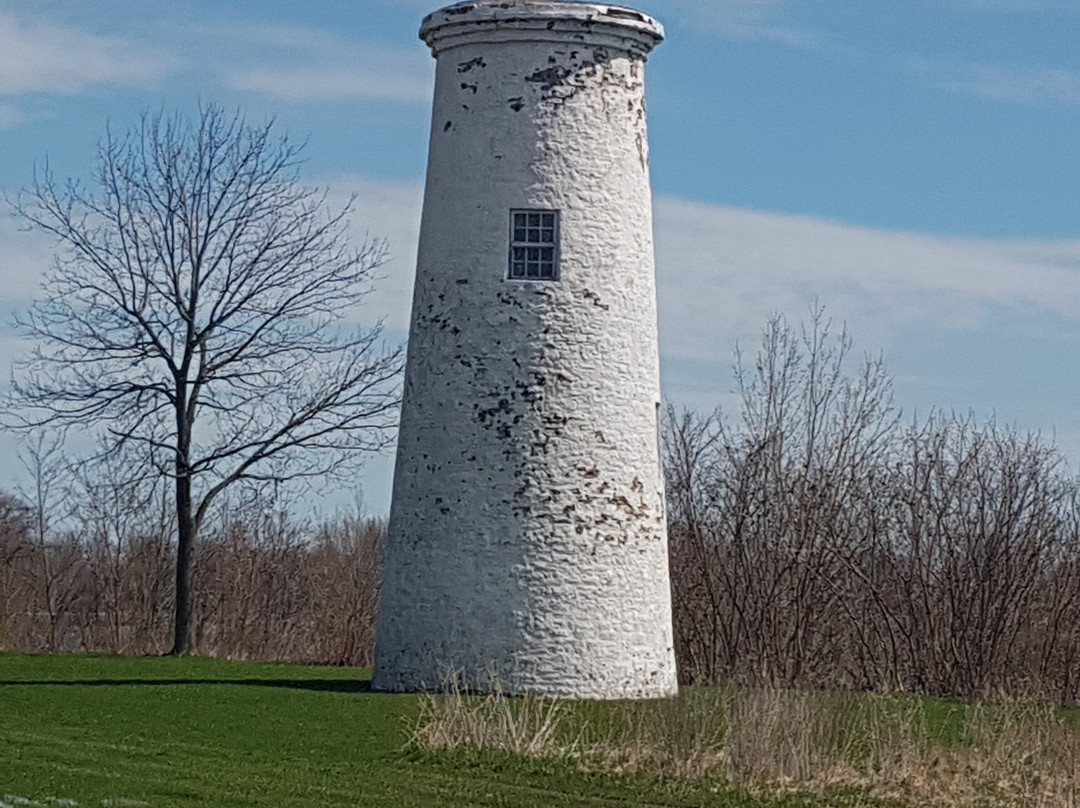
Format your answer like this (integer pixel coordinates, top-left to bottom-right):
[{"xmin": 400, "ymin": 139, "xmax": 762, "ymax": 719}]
[{"xmin": 372, "ymin": 0, "xmax": 676, "ymax": 699}]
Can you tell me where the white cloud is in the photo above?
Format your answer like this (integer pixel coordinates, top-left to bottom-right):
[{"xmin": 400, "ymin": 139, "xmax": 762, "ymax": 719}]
[
  {"xmin": 227, "ymin": 61, "xmax": 431, "ymax": 104},
  {"xmin": 0, "ymin": 211, "xmax": 55, "ymax": 305},
  {"xmin": 319, "ymin": 177, "xmax": 424, "ymax": 332},
  {"xmin": 649, "ymin": 197, "xmax": 1080, "ymax": 466},
  {"xmin": 642, "ymin": 1, "xmax": 1079, "ymax": 108},
  {"xmin": 949, "ymin": 65, "xmax": 1080, "ymax": 104},
  {"xmin": 653, "ymin": 196, "xmax": 1080, "ymax": 363},
  {"xmin": 8, "ymin": 180, "xmax": 1080, "ymax": 494},
  {"xmin": 207, "ymin": 24, "xmax": 433, "ymax": 104},
  {"xmin": 0, "ymin": 11, "xmax": 166, "ymax": 96},
  {"xmin": 0, "ymin": 10, "xmax": 432, "ymax": 111},
  {"xmin": 654, "ymin": 0, "xmax": 819, "ymax": 48},
  {"xmin": 907, "ymin": 57, "xmax": 1080, "ymax": 104},
  {"xmin": 0, "ymin": 104, "xmax": 30, "ymax": 130},
  {"xmin": 10, "ymin": 176, "xmax": 1080, "ymax": 366},
  {"xmin": 957, "ymin": 0, "xmax": 1078, "ymax": 10}
]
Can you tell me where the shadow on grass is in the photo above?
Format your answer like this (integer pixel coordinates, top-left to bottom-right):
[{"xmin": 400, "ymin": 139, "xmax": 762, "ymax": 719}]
[{"xmin": 0, "ymin": 678, "xmax": 373, "ymax": 694}]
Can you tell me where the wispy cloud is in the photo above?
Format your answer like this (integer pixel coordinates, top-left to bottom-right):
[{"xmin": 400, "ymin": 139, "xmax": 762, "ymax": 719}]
[
  {"xmin": 0, "ymin": 9, "xmax": 433, "ymax": 113},
  {"xmin": 7, "ymin": 179, "xmax": 1080, "ymax": 494},
  {"xmin": 307, "ymin": 177, "xmax": 1080, "ymax": 379},
  {"xmin": 649, "ymin": 197, "xmax": 1080, "ymax": 458},
  {"xmin": 209, "ymin": 24, "xmax": 432, "ymax": 104},
  {"xmin": 0, "ymin": 11, "xmax": 166, "ymax": 96},
  {"xmin": 657, "ymin": 0, "xmax": 820, "ymax": 48},
  {"xmin": 904, "ymin": 55, "xmax": 1080, "ymax": 104},
  {"xmin": 652, "ymin": 1, "xmax": 1078, "ymax": 108},
  {"xmin": 317, "ymin": 177, "xmax": 424, "ymax": 332},
  {"xmin": 944, "ymin": 63, "xmax": 1080, "ymax": 104},
  {"xmin": 957, "ymin": 0, "xmax": 1078, "ymax": 11},
  {"xmin": 10, "ymin": 175, "xmax": 1080, "ymax": 372},
  {"xmin": 652, "ymin": 196, "xmax": 1080, "ymax": 363},
  {"xmin": 0, "ymin": 104, "xmax": 30, "ymax": 130},
  {"xmin": 0, "ymin": 212, "xmax": 58, "ymax": 305},
  {"xmin": 227, "ymin": 60, "xmax": 431, "ymax": 104}
]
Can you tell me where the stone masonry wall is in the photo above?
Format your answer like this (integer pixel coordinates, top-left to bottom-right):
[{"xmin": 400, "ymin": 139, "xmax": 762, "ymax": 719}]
[{"xmin": 372, "ymin": 2, "xmax": 677, "ymax": 699}]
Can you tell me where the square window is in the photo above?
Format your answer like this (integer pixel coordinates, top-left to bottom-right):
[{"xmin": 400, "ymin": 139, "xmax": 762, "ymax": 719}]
[{"xmin": 509, "ymin": 209, "xmax": 559, "ymax": 281}]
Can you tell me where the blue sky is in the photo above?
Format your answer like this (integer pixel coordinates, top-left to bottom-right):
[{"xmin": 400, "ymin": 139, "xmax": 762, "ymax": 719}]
[{"xmin": 2, "ymin": 0, "xmax": 1080, "ymax": 512}]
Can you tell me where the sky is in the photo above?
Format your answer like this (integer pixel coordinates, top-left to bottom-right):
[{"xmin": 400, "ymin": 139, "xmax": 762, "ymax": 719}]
[{"xmin": 2, "ymin": 0, "xmax": 1079, "ymax": 514}]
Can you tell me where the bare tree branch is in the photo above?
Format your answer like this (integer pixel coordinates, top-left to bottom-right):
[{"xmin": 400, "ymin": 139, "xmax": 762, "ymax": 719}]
[{"xmin": 5, "ymin": 105, "xmax": 404, "ymax": 654}]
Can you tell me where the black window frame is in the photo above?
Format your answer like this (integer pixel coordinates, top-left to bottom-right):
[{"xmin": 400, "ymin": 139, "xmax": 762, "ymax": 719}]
[{"xmin": 508, "ymin": 209, "xmax": 560, "ymax": 281}]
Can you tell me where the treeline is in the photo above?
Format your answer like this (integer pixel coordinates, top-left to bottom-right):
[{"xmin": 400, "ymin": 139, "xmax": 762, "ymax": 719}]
[
  {"xmin": 0, "ymin": 483, "xmax": 380, "ymax": 666},
  {"xmin": 3, "ymin": 310, "xmax": 1080, "ymax": 701},
  {"xmin": 666, "ymin": 312, "xmax": 1080, "ymax": 701}
]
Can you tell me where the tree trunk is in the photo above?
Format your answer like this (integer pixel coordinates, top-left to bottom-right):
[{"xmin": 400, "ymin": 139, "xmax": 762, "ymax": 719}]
[
  {"xmin": 170, "ymin": 473, "xmax": 195, "ymax": 654},
  {"xmin": 170, "ymin": 391, "xmax": 195, "ymax": 656}
]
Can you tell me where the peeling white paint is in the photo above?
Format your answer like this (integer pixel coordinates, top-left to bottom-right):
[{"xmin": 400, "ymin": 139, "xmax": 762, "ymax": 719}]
[{"xmin": 372, "ymin": 1, "xmax": 677, "ymax": 700}]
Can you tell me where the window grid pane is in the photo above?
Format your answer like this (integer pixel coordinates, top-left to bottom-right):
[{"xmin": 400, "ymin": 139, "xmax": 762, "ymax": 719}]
[{"xmin": 509, "ymin": 209, "xmax": 559, "ymax": 281}]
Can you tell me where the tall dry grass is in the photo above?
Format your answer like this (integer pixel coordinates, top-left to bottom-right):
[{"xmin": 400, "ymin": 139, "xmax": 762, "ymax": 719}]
[
  {"xmin": 411, "ymin": 685, "xmax": 1080, "ymax": 808},
  {"xmin": 412, "ymin": 674, "xmax": 570, "ymax": 759}
]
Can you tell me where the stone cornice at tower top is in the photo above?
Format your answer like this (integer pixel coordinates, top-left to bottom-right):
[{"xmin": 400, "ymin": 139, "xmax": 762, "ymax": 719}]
[{"xmin": 420, "ymin": 1, "xmax": 664, "ymax": 58}]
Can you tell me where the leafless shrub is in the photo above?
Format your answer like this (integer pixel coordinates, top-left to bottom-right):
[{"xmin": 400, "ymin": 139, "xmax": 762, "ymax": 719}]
[
  {"xmin": 6, "ymin": 305, "xmax": 1080, "ymax": 703},
  {"xmin": 70, "ymin": 443, "xmax": 174, "ymax": 654},
  {"xmin": 0, "ymin": 491, "xmax": 32, "ymax": 650},
  {"xmin": 666, "ymin": 306, "xmax": 900, "ymax": 690},
  {"xmin": 666, "ymin": 306, "xmax": 1080, "ymax": 702},
  {"xmin": 0, "ymin": 468, "xmax": 382, "ymax": 663},
  {"xmin": 190, "ymin": 495, "xmax": 382, "ymax": 665},
  {"xmin": 304, "ymin": 513, "xmax": 382, "ymax": 665}
]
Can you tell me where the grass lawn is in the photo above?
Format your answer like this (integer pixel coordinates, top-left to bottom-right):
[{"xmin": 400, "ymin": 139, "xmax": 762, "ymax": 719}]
[{"xmin": 0, "ymin": 654, "xmax": 891, "ymax": 808}]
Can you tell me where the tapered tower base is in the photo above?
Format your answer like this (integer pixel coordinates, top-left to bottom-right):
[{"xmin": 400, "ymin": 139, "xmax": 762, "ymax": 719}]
[{"xmin": 373, "ymin": 0, "xmax": 677, "ymax": 700}]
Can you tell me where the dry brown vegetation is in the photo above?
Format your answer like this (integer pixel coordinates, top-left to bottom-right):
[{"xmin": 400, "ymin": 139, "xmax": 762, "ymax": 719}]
[
  {"xmin": 666, "ymin": 309, "xmax": 1080, "ymax": 702},
  {"xmin": 412, "ymin": 684, "xmax": 1080, "ymax": 808},
  {"xmin": 0, "ymin": 467, "xmax": 381, "ymax": 664},
  {"xmin": 5, "ymin": 307, "xmax": 1080, "ymax": 805},
  {"xmin": 4, "ymin": 307, "xmax": 1080, "ymax": 710},
  {"xmin": 10, "ymin": 106, "xmax": 402, "ymax": 655}
]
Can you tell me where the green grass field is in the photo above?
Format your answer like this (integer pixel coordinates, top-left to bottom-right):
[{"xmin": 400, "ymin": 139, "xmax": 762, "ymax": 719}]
[{"xmin": 0, "ymin": 654, "xmax": 890, "ymax": 808}]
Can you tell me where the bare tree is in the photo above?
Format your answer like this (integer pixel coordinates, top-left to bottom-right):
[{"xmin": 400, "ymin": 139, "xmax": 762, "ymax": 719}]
[
  {"xmin": 665, "ymin": 307, "xmax": 898, "ymax": 687},
  {"xmin": 72, "ymin": 439, "xmax": 174, "ymax": 653},
  {"xmin": 663, "ymin": 307, "xmax": 1080, "ymax": 700},
  {"xmin": 8, "ymin": 105, "xmax": 403, "ymax": 654},
  {"xmin": 0, "ymin": 491, "xmax": 32, "ymax": 649},
  {"xmin": 17, "ymin": 433, "xmax": 82, "ymax": 651}
]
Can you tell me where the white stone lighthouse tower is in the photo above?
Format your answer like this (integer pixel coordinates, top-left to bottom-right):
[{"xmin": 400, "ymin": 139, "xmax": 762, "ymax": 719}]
[{"xmin": 373, "ymin": 0, "xmax": 676, "ymax": 700}]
